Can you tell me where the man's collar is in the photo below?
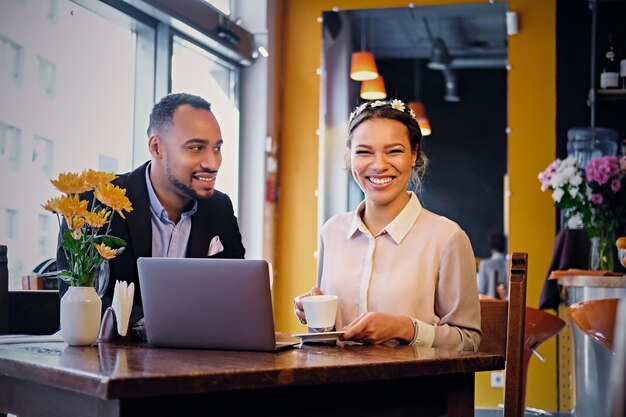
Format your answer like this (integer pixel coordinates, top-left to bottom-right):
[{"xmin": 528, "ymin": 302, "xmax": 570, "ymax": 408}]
[{"xmin": 346, "ymin": 192, "xmax": 422, "ymax": 244}]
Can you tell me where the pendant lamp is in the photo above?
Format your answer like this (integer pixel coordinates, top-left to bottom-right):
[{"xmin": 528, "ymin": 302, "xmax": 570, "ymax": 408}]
[
  {"xmin": 408, "ymin": 101, "xmax": 432, "ymax": 136},
  {"xmin": 350, "ymin": 52, "xmax": 378, "ymax": 81},
  {"xmin": 350, "ymin": 19, "xmax": 379, "ymax": 81},
  {"xmin": 360, "ymin": 76, "xmax": 386, "ymax": 100}
]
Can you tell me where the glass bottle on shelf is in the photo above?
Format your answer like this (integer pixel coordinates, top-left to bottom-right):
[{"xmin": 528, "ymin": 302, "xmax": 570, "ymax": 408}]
[{"xmin": 600, "ymin": 34, "xmax": 619, "ymax": 89}]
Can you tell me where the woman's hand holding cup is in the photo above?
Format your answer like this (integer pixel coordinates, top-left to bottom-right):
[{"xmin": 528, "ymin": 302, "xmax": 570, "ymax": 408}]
[{"xmin": 293, "ymin": 287, "xmax": 324, "ymax": 325}]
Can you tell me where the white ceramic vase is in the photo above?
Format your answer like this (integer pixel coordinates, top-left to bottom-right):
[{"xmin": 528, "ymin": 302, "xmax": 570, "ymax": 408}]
[{"xmin": 60, "ymin": 286, "xmax": 102, "ymax": 346}]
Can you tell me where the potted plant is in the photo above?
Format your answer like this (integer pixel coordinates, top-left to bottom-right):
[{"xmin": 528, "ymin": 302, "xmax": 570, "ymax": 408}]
[{"xmin": 43, "ymin": 170, "xmax": 133, "ymax": 345}]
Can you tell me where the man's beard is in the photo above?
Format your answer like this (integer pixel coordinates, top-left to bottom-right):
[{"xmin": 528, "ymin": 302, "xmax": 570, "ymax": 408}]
[{"xmin": 166, "ymin": 163, "xmax": 215, "ymax": 202}]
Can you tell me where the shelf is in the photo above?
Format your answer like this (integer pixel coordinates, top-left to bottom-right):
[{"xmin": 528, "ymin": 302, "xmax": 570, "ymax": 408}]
[{"xmin": 596, "ymin": 89, "xmax": 626, "ymax": 102}]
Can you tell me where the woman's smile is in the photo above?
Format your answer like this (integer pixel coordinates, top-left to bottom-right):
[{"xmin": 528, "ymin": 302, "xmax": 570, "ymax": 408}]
[
  {"xmin": 350, "ymin": 118, "xmax": 416, "ymax": 212},
  {"xmin": 367, "ymin": 176, "xmax": 395, "ymax": 185}
]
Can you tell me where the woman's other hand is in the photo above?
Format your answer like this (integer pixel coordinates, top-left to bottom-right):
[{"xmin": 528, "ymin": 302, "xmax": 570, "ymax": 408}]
[
  {"xmin": 342, "ymin": 312, "xmax": 414, "ymax": 344},
  {"xmin": 293, "ymin": 287, "xmax": 323, "ymax": 324}
]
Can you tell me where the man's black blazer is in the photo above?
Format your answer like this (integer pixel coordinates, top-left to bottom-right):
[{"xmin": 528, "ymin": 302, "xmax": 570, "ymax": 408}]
[{"xmin": 57, "ymin": 162, "xmax": 245, "ymax": 323}]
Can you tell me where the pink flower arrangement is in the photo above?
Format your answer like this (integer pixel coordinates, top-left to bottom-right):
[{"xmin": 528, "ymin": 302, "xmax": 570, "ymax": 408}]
[{"xmin": 538, "ymin": 155, "xmax": 626, "ymax": 239}]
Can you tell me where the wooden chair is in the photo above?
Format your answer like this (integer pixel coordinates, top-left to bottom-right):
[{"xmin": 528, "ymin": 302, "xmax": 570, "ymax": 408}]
[
  {"xmin": 479, "ymin": 252, "xmax": 528, "ymax": 417},
  {"xmin": 0, "ymin": 245, "xmax": 60, "ymax": 335}
]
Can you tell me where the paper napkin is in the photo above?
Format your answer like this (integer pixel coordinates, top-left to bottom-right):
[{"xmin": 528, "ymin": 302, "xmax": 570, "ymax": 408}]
[{"xmin": 111, "ymin": 280, "xmax": 135, "ymax": 336}]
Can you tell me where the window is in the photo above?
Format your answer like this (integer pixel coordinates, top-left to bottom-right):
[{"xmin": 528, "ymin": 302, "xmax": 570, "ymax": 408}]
[
  {"xmin": 37, "ymin": 55, "xmax": 56, "ymax": 98},
  {"xmin": 98, "ymin": 154, "xmax": 118, "ymax": 173},
  {"xmin": 5, "ymin": 209, "xmax": 18, "ymax": 239},
  {"xmin": 0, "ymin": 122, "xmax": 22, "ymax": 170},
  {"xmin": 0, "ymin": 0, "xmax": 248, "ymax": 288},
  {"xmin": 0, "ymin": 0, "xmax": 153, "ymax": 288},
  {"xmin": 0, "ymin": 35, "xmax": 23, "ymax": 85},
  {"xmin": 38, "ymin": 214, "xmax": 50, "ymax": 256},
  {"xmin": 46, "ymin": 0, "xmax": 58, "ymax": 23},
  {"xmin": 171, "ymin": 36, "xmax": 240, "ymax": 211},
  {"xmin": 32, "ymin": 135, "xmax": 54, "ymax": 176}
]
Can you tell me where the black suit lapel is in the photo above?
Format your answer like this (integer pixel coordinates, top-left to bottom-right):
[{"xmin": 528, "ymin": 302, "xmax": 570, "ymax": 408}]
[{"xmin": 124, "ymin": 163, "xmax": 152, "ymax": 259}]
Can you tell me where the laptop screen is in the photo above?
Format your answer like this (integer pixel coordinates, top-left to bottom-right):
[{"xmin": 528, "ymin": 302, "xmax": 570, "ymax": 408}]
[{"xmin": 137, "ymin": 257, "xmax": 281, "ymax": 351}]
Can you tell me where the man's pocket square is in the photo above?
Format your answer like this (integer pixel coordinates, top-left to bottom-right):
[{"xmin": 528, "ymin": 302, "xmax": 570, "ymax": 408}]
[{"xmin": 208, "ymin": 236, "xmax": 224, "ymax": 256}]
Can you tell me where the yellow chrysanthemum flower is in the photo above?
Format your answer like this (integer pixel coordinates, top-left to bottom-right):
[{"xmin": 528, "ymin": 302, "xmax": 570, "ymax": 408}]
[
  {"xmin": 51, "ymin": 172, "xmax": 90, "ymax": 195},
  {"xmin": 95, "ymin": 243, "xmax": 117, "ymax": 260},
  {"xmin": 64, "ymin": 215, "xmax": 86, "ymax": 231},
  {"xmin": 55, "ymin": 194, "xmax": 89, "ymax": 218},
  {"xmin": 94, "ymin": 183, "xmax": 133, "ymax": 219},
  {"xmin": 84, "ymin": 209, "xmax": 111, "ymax": 228},
  {"xmin": 42, "ymin": 197, "xmax": 62, "ymax": 213},
  {"xmin": 82, "ymin": 169, "xmax": 117, "ymax": 190}
]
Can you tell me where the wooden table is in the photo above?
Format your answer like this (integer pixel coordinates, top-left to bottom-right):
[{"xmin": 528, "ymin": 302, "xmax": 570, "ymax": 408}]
[{"xmin": 0, "ymin": 336, "xmax": 503, "ymax": 417}]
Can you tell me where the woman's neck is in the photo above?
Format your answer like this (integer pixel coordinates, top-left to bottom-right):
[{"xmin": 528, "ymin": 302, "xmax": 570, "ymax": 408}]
[{"xmin": 362, "ymin": 192, "xmax": 411, "ymax": 236}]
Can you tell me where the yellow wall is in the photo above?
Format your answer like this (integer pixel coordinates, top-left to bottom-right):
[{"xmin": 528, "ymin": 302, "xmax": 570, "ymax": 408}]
[{"xmin": 275, "ymin": 0, "xmax": 557, "ymax": 410}]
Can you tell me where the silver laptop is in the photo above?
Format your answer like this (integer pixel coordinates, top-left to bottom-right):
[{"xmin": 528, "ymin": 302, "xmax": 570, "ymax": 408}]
[{"xmin": 137, "ymin": 257, "xmax": 298, "ymax": 351}]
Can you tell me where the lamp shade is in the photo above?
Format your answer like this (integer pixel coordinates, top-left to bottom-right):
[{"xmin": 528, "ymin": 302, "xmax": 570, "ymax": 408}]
[
  {"xmin": 417, "ymin": 117, "xmax": 432, "ymax": 136},
  {"xmin": 408, "ymin": 101, "xmax": 432, "ymax": 136},
  {"xmin": 350, "ymin": 52, "xmax": 379, "ymax": 81},
  {"xmin": 360, "ymin": 76, "xmax": 386, "ymax": 100}
]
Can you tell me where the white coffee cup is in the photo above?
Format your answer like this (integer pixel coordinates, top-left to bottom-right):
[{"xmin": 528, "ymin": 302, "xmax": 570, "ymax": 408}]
[{"xmin": 302, "ymin": 294, "xmax": 338, "ymax": 331}]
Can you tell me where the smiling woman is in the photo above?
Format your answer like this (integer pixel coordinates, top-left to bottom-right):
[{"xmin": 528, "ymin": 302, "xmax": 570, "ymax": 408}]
[
  {"xmin": 294, "ymin": 99, "xmax": 481, "ymax": 351},
  {"xmin": 318, "ymin": 3, "xmax": 508, "ymax": 259}
]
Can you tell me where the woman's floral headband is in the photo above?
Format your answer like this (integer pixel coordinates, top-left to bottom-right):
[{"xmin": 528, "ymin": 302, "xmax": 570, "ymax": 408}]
[{"xmin": 348, "ymin": 99, "xmax": 418, "ymax": 124}]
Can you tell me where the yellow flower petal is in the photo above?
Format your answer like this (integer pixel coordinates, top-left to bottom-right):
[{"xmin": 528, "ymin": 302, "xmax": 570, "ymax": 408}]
[
  {"xmin": 84, "ymin": 209, "xmax": 111, "ymax": 228},
  {"xmin": 55, "ymin": 195, "xmax": 89, "ymax": 218},
  {"xmin": 64, "ymin": 216, "xmax": 86, "ymax": 231},
  {"xmin": 94, "ymin": 183, "xmax": 133, "ymax": 219},
  {"xmin": 81, "ymin": 169, "xmax": 117, "ymax": 190},
  {"xmin": 42, "ymin": 197, "xmax": 62, "ymax": 213},
  {"xmin": 95, "ymin": 242, "xmax": 117, "ymax": 260},
  {"xmin": 50, "ymin": 172, "xmax": 90, "ymax": 195}
]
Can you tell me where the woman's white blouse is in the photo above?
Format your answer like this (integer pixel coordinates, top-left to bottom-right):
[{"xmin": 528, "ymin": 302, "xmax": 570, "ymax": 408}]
[{"xmin": 317, "ymin": 192, "xmax": 482, "ymax": 351}]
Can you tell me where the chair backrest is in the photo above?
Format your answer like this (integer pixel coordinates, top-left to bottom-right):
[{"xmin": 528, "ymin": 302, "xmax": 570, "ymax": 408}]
[
  {"xmin": 479, "ymin": 252, "xmax": 528, "ymax": 417},
  {"xmin": 0, "ymin": 244, "xmax": 60, "ymax": 336}
]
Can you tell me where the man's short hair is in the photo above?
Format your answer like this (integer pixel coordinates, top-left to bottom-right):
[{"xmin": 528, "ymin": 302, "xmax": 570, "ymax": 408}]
[{"xmin": 147, "ymin": 93, "xmax": 212, "ymax": 137}]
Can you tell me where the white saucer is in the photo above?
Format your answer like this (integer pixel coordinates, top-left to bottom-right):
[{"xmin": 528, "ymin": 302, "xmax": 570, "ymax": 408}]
[{"xmin": 291, "ymin": 331, "xmax": 345, "ymax": 343}]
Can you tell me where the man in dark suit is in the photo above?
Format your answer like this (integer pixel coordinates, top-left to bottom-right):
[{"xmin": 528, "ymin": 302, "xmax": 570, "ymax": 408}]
[{"xmin": 57, "ymin": 93, "xmax": 245, "ymax": 326}]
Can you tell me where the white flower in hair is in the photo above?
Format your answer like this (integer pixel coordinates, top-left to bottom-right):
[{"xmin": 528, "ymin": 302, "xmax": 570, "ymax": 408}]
[
  {"xmin": 408, "ymin": 108, "xmax": 416, "ymax": 119},
  {"xmin": 390, "ymin": 99, "xmax": 405, "ymax": 112},
  {"xmin": 349, "ymin": 102, "xmax": 369, "ymax": 123},
  {"xmin": 370, "ymin": 100, "xmax": 387, "ymax": 108}
]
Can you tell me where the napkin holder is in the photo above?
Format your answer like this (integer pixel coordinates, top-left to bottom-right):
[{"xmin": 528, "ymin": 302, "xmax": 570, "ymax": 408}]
[{"xmin": 99, "ymin": 307, "xmax": 131, "ymax": 343}]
